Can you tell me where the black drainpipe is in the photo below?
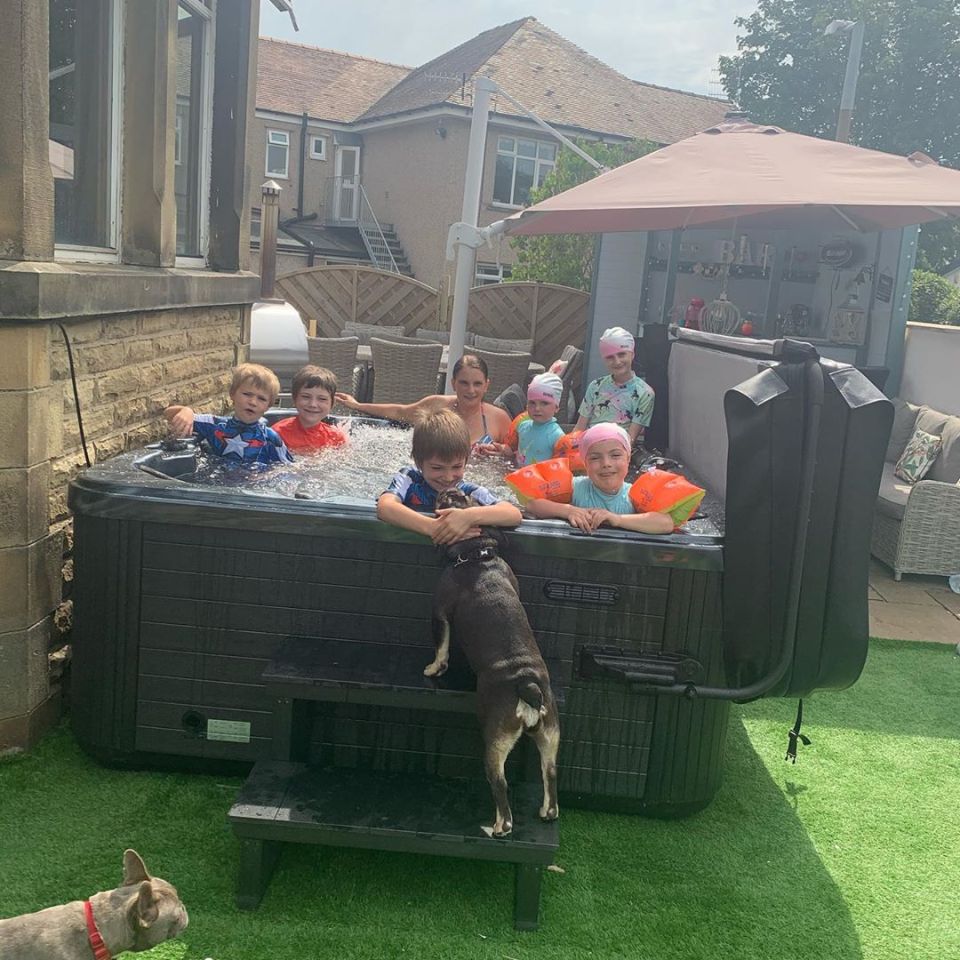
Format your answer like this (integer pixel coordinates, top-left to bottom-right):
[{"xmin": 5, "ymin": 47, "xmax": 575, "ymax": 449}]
[{"xmin": 297, "ymin": 110, "xmax": 308, "ymax": 217}]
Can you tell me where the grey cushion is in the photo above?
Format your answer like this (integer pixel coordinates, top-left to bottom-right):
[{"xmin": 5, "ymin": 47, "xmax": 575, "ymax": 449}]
[
  {"xmin": 885, "ymin": 398, "xmax": 921, "ymax": 462},
  {"xmin": 343, "ymin": 321, "xmax": 405, "ymax": 345},
  {"xmin": 473, "ymin": 334, "xmax": 534, "ymax": 354},
  {"xmin": 915, "ymin": 405, "xmax": 952, "ymax": 439},
  {"xmin": 875, "ymin": 461, "xmax": 912, "ymax": 520},
  {"xmin": 929, "ymin": 414, "xmax": 960, "ymax": 484}
]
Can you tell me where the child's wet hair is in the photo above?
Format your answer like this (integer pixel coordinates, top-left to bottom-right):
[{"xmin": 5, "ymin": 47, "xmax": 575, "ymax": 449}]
[
  {"xmin": 230, "ymin": 363, "xmax": 280, "ymax": 401},
  {"xmin": 292, "ymin": 365, "xmax": 337, "ymax": 399},
  {"xmin": 411, "ymin": 408, "xmax": 470, "ymax": 464}
]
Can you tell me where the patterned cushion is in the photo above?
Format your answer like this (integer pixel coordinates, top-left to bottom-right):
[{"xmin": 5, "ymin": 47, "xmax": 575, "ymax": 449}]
[{"xmin": 894, "ymin": 427, "xmax": 942, "ymax": 484}]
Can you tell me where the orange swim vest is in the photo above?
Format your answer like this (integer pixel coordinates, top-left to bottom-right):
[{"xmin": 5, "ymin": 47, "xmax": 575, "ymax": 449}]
[
  {"xmin": 552, "ymin": 430, "xmax": 586, "ymax": 473},
  {"xmin": 505, "ymin": 457, "xmax": 574, "ymax": 505},
  {"xmin": 628, "ymin": 469, "xmax": 705, "ymax": 526},
  {"xmin": 504, "ymin": 412, "xmax": 529, "ymax": 452}
]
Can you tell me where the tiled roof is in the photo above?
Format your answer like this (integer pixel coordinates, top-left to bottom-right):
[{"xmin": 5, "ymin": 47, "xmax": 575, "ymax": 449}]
[
  {"xmin": 257, "ymin": 37, "xmax": 411, "ymax": 123},
  {"xmin": 357, "ymin": 18, "xmax": 729, "ymax": 144}
]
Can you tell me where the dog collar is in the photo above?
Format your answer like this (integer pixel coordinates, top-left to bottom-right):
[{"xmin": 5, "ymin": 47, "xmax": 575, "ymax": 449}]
[
  {"xmin": 83, "ymin": 900, "xmax": 112, "ymax": 960},
  {"xmin": 452, "ymin": 544, "xmax": 497, "ymax": 567}
]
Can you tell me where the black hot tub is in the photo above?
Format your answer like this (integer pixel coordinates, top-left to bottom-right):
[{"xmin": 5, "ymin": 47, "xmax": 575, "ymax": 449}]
[{"xmin": 67, "ymin": 331, "xmax": 892, "ymax": 817}]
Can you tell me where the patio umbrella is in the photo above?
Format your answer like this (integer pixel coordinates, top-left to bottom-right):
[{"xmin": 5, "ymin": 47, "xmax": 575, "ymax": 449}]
[{"xmin": 505, "ymin": 118, "xmax": 960, "ymax": 236}]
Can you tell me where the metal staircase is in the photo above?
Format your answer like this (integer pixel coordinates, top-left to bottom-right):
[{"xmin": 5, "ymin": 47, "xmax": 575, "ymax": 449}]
[{"xmin": 358, "ymin": 185, "xmax": 414, "ymax": 277}]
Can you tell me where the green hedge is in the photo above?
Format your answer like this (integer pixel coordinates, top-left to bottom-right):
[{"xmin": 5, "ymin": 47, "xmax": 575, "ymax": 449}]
[{"xmin": 909, "ymin": 269, "xmax": 960, "ymax": 325}]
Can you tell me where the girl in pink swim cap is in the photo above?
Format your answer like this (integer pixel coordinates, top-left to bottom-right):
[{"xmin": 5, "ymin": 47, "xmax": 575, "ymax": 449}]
[
  {"xmin": 525, "ymin": 423, "xmax": 673, "ymax": 535},
  {"xmin": 574, "ymin": 326, "xmax": 655, "ymax": 449}
]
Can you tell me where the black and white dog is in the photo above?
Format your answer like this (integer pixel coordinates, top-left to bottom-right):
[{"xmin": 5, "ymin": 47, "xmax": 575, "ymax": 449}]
[{"xmin": 426, "ymin": 489, "xmax": 560, "ymax": 837}]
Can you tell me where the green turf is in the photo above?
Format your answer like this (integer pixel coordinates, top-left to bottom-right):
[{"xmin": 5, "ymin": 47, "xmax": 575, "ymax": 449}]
[{"xmin": 1, "ymin": 637, "xmax": 957, "ymax": 960}]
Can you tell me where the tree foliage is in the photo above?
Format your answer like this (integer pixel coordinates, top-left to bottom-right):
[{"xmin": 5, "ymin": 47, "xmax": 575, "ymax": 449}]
[
  {"xmin": 719, "ymin": 0, "xmax": 960, "ymax": 271},
  {"xmin": 909, "ymin": 269, "xmax": 960, "ymax": 325},
  {"xmin": 508, "ymin": 139, "xmax": 658, "ymax": 291}
]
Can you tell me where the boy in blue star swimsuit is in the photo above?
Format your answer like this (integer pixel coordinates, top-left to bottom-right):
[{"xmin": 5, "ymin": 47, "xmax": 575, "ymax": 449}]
[{"xmin": 164, "ymin": 363, "xmax": 293, "ymax": 464}]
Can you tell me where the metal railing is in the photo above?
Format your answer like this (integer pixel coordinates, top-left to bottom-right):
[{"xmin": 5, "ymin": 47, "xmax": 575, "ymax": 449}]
[
  {"xmin": 358, "ymin": 184, "xmax": 399, "ymax": 274},
  {"xmin": 321, "ymin": 177, "xmax": 400, "ymax": 274}
]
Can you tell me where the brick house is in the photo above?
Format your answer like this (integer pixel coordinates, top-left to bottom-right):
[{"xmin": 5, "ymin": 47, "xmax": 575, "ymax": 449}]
[
  {"xmin": 250, "ymin": 17, "xmax": 729, "ymax": 289},
  {"xmin": 0, "ymin": 0, "xmax": 289, "ymax": 750}
]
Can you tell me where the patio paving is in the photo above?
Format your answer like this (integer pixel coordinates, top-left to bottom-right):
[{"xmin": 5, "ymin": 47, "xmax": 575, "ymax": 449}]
[{"xmin": 868, "ymin": 558, "xmax": 960, "ymax": 644}]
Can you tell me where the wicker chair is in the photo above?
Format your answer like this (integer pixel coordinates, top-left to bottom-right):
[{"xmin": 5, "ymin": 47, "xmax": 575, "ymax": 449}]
[
  {"xmin": 555, "ymin": 344, "xmax": 584, "ymax": 424},
  {"xmin": 368, "ymin": 337, "xmax": 443, "ymax": 405},
  {"xmin": 871, "ymin": 400, "xmax": 960, "ymax": 579},
  {"xmin": 306, "ymin": 335, "xmax": 364, "ymax": 405},
  {"xmin": 469, "ymin": 346, "xmax": 532, "ymax": 402}
]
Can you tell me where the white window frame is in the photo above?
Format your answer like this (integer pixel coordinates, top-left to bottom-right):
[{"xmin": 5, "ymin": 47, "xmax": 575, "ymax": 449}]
[
  {"xmin": 491, "ymin": 135, "xmax": 557, "ymax": 209},
  {"xmin": 266, "ymin": 129, "xmax": 291, "ymax": 178},
  {"xmin": 53, "ymin": 0, "xmax": 124, "ymax": 263},
  {"xmin": 174, "ymin": 0, "xmax": 216, "ymax": 267},
  {"xmin": 309, "ymin": 135, "xmax": 327, "ymax": 161}
]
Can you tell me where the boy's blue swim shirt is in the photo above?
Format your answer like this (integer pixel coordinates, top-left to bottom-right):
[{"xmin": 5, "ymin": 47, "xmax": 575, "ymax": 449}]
[
  {"xmin": 192, "ymin": 415, "xmax": 293, "ymax": 464},
  {"xmin": 383, "ymin": 467, "xmax": 499, "ymax": 511}
]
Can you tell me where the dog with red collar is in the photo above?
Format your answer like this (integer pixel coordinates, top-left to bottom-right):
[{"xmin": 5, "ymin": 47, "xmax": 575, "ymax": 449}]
[
  {"xmin": 426, "ymin": 489, "xmax": 560, "ymax": 837},
  {"xmin": 0, "ymin": 850, "xmax": 187, "ymax": 960}
]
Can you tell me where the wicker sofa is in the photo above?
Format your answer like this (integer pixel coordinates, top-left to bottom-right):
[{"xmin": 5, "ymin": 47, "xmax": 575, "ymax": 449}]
[{"xmin": 871, "ymin": 399, "xmax": 960, "ymax": 579}]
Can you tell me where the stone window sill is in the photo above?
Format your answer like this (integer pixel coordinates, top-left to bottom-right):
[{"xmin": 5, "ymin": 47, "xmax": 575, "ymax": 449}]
[{"xmin": 0, "ymin": 261, "xmax": 261, "ymax": 321}]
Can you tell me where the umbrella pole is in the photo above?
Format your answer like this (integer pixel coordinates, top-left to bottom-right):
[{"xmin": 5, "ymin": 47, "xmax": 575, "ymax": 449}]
[{"xmin": 446, "ymin": 77, "xmax": 494, "ymax": 394}]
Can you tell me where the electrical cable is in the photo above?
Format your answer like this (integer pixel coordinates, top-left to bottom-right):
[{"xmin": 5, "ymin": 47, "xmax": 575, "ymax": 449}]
[{"xmin": 58, "ymin": 323, "xmax": 91, "ymax": 468}]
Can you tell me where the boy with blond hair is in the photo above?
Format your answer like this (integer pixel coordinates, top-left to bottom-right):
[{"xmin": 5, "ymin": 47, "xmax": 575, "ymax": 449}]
[
  {"xmin": 164, "ymin": 362, "xmax": 292, "ymax": 464},
  {"xmin": 378, "ymin": 409, "xmax": 521, "ymax": 544}
]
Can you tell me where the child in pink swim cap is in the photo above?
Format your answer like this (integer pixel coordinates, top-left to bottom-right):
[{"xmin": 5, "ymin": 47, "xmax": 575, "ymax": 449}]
[
  {"xmin": 574, "ymin": 326, "xmax": 655, "ymax": 448},
  {"xmin": 525, "ymin": 423, "xmax": 673, "ymax": 535},
  {"xmin": 487, "ymin": 373, "xmax": 566, "ymax": 466}
]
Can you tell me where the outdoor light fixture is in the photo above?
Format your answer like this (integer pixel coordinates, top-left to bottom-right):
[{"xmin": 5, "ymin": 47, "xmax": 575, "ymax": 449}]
[
  {"xmin": 823, "ymin": 18, "xmax": 865, "ymax": 143},
  {"xmin": 435, "ymin": 124, "xmax": 448, "ymax": 140}
]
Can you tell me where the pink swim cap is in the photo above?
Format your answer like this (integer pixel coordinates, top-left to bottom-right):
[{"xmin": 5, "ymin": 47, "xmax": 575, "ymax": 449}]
[
  {"xmin": 599, "ymin": 326, "xmax": 635, "ymax": 358},
  {"xmin": 580, "ymin": 422, "xmax": 631, "ymax": 459}
]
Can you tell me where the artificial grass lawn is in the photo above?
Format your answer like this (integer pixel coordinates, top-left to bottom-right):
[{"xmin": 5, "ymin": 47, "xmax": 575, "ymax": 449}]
[{"xmin": 1, "ymin": 638, "xmax": 957, "ymax": 960}]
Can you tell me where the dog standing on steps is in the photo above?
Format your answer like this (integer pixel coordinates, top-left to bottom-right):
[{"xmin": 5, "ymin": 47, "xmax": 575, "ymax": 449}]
[
  {"xmin": 426, "ymin": 489, "xmax": 560, "ymax": 837},
  {"xmin": 0, "ymin": 849, "xmax": 188, "ymax": 960}
]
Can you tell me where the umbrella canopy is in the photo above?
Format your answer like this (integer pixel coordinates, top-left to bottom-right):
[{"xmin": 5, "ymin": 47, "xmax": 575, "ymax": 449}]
[{"xmin": 506, "ymin": 118, "xmax": 960, "ymax": 235}]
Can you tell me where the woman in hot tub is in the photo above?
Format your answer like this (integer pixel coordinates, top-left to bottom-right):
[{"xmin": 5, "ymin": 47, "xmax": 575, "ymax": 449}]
[{"xmin": 336, "ymin": 354, "xmax": 511, "ymax": 449}]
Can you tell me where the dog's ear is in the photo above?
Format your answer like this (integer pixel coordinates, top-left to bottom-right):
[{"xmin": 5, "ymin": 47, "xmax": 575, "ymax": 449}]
[
  {"xmin": 123, "ymin": 849, "xmax": 150, "ymax": 885},
  {"xmin": 134, "ymin": 881, "xmax": 160, "ymax": 928}
]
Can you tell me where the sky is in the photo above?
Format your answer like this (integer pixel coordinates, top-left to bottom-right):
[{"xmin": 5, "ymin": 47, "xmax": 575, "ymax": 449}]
[{"xmin": 259, "ymin": 1, "xmax": 759, "ymax": 96}]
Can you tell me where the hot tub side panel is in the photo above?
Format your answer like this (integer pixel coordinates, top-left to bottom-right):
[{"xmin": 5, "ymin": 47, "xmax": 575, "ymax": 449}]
[{"xmin": 70, "ymin": 505, "xmax": 728, "ymax": 814}]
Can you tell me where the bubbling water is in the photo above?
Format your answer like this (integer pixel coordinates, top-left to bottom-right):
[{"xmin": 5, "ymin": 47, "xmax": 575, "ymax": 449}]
[
  {"xmin": 191, "ymin": 422, "xmax": 520, "ymax": 505},
  {"xmin": 141, "ymin": 420, "xmax": 721, "ymax": 534}
]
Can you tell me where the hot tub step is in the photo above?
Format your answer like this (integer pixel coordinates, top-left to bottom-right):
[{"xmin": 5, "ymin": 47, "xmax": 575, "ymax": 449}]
[
  {"xmin": 263, "ymin": 635, "xmax": 480, "ymax": 712},
  {"xmin": 229, "ymin": 759, "xmax": 559, "ymax": 930}
]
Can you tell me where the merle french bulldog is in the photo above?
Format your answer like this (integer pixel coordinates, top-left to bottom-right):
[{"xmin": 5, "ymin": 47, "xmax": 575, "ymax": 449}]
[{"xmin": 426, "ymin": 489, "xmax": 560, "ymax": 837}]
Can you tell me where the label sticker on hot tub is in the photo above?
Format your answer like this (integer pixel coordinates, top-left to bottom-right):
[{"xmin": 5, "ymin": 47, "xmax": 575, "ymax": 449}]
[{"xmin": 206, "ymin": 719, "xmax": 251, "ymax": 743}]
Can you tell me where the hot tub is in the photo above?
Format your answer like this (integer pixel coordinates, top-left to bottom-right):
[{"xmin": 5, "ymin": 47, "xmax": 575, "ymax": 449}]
[{"xmin": 68, "ymin": 331, "xmax": 892, "ymax": 817}]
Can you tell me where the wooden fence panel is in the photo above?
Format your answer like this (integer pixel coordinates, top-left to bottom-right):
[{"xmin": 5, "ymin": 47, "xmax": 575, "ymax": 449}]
[
  {"xmin": 276, "ymin": 266, "xmax": 440, "ymax": 336},
  {"xmin": 460, "ymin": 282, "xmax": 590, "ymax": 368},
  {"xmin": 276, "ymin": 268, "xmax": 589, "ymax": 369}
]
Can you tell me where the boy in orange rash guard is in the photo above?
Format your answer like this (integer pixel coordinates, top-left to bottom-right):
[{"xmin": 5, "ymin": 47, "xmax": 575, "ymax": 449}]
[{"xmin": 272, "ymin": 365, "xmax": 347, "ymax": 453}]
